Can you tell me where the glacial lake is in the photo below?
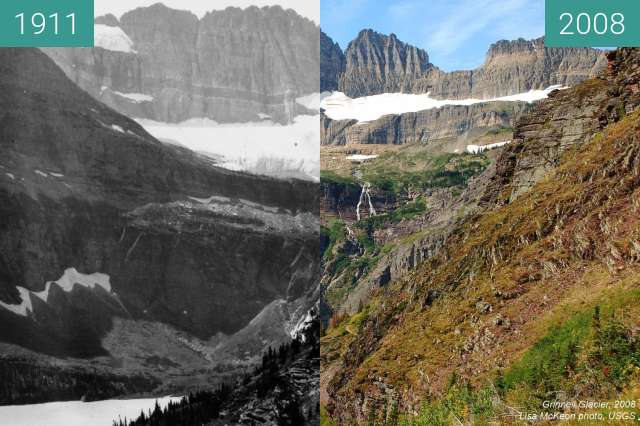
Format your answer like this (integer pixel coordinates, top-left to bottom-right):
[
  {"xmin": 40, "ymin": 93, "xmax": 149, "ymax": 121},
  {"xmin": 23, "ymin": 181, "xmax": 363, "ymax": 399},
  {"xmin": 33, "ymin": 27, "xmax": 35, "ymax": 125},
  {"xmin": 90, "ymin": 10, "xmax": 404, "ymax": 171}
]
[{"xmin": 0, "ymin": 396, "xmax": 182, "ymax": 426}]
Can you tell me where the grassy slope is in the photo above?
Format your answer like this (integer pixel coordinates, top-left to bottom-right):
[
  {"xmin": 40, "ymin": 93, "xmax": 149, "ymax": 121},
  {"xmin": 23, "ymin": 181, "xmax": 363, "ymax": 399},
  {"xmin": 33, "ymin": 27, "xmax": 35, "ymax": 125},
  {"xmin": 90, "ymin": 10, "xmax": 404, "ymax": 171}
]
[
  {"xmin": 323, "ymin": 106, "xmax": 640, "ymax": 422},
  {"xmin": 321, "ymin": 149, "xmax": 490, "ymax": 313}
]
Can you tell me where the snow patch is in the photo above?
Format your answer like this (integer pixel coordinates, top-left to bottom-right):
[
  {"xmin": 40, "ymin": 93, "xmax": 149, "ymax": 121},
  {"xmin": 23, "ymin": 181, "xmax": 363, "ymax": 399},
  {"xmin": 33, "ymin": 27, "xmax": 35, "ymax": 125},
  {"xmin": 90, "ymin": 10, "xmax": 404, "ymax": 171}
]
[
  {"xmin": 466, "ymin": 141, "xmax": 511, "ymax": 154},
  {"xmin": 94, "ymin": 24, "xmax": 135, "ymax": 53},
  {"xmin": 34, "ymin": 170, "xmax": 48, "ymax": 178},
  {"xmin": 0, "ymin": 396, "xmax": 181, "ymax": 426},
  {"xmin": 50, "ymin": 172, "xmax": 64, "ymax": 178},
  {"xmin": 5, "ymin": 173, "xmax": 14, "ymax": 180},
  {"xmin": 111, "ymin": 124, "xmax": 125, "ymax": 133},
  {"xmin": 113, "ymin": 91, "xmax": 154, "ymax": 103},
  {"xmin": 346, "ymin": 154, "xmax": 378, "ymax": 162},
  {"xmin": 290, "ymin": 309, "xmax": 316, "ymax": 343},
  {"xmin": 0, "ymin": 287, "xmax": 33, "ymax": 316},
  {"xmin": 0, "ymin": 268, "xmax": 111, "ymax": 317},
  {"xmin": 321, "ymin": 86, "xmax": 565, "ymax": 122}
]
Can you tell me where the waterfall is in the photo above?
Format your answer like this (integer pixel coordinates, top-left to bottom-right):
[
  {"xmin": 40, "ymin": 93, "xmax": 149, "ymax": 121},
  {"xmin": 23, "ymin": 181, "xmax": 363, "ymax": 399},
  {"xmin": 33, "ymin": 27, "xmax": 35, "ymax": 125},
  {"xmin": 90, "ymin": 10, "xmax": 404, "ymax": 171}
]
[
  {"xmin": 356, "ymin": 182, "xmax": 376, "ymax": 221},
  {"xmin": 365, "ymin": 185, "xmax": 376, "ymax": 217}
]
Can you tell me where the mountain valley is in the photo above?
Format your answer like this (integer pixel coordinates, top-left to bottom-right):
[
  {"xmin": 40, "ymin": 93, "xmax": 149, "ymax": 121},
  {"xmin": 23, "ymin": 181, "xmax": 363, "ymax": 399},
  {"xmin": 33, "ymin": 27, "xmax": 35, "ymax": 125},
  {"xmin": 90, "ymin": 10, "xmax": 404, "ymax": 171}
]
[
  {"xmin": 320, "ymin": 29, "xmax": 640, "ymax": 424},
  {"xmin": 0, "ymin": 46, "xmax": 319, "ymax": 405}
]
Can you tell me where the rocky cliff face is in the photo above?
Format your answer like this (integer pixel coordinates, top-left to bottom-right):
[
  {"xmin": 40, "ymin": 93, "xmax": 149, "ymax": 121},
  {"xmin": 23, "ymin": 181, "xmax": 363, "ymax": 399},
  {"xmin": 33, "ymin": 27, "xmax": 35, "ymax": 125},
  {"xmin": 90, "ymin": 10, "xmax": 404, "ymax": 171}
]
[
  {"xmin": 339, "ymin": 29, "xmax": 431, "ymax": 98},
  {"xmin": 320, "ymin": 31, "xmax": 606, "ymax": 146},
  {"xmin": 414, "ymin": 38, "xmax": 607, "ymax": 99},
  {"xmin": 320, "ymin": 179, "xmax": 396, "ymax": 221},
  {"xmin": 43, "ymin": 4, "xmax": 320, "ymax": 124},
  {"xmin": 480, "ymin": 79, "xmax": 609, "ymax": 206},
  {"xmin": 480, "ymin": 48, "xmax": 640, "ymax": 206},
  {"xmin": 0, "ymin": 48, "xmax": 319, "ymax": 361},
  {"xmin": 321, "ymin": 31, "xmax": 345, "ymax": 93},
  {"xmin": 321, "ymin": 101, "xmax": 530, "ymax": 145},
  {"xmin": 325, "ymin": 30, "xmax": 606, "ymax": 99}
]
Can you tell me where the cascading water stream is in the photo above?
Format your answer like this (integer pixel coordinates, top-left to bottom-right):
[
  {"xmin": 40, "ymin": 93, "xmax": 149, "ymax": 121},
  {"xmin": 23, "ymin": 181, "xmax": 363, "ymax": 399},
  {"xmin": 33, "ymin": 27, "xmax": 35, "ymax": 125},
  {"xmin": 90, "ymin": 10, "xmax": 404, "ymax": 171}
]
[{"xmin": 356, "ymin": 182, "xmax": 376, "ymax": 221}]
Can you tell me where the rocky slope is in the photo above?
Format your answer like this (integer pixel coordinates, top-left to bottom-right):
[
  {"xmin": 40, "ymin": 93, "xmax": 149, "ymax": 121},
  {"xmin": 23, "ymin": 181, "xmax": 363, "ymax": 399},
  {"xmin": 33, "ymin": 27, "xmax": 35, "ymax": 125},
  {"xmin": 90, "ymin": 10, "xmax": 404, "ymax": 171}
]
[
  {"xmin": 0, "ymin": 48, "xmax": 318, "ymax": 399},
  {"xmin": 322, "ymin": 48, "xmax": 640, "ymax": 423},
  {"xmin": 321, "ymin": 31, "xmax": 345, "ymax": 93},
  {"xmin": 43, "ymin": 4, "xmax": 320, "ymax": 124}
]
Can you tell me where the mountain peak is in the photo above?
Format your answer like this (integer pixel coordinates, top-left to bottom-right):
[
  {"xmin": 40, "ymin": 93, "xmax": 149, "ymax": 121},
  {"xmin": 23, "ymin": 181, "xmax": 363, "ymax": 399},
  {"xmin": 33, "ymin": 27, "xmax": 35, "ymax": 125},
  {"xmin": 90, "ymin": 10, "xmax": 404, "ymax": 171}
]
[
  {"xmin": 341, "ymin": 29, "xmax": 431, "ymax": 97},
  {"xmin": 321, "ymin": 31, "xmax": 346, "ymax": 92}
]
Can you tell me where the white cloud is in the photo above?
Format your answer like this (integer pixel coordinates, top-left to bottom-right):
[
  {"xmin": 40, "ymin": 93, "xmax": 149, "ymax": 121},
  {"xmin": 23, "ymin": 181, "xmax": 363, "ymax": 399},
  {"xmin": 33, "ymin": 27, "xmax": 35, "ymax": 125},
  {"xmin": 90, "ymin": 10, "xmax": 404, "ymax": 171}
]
[
  {"xmin": 95, "ymin": 0, "xmax": 319, "ymax": 24},
  {"xmin": 425, "ymin": 0, "xmax": 537, "ymax": 59},
  {"xmin": 387, "ymin": 1, "xmax": 421, "ymax": 20}
]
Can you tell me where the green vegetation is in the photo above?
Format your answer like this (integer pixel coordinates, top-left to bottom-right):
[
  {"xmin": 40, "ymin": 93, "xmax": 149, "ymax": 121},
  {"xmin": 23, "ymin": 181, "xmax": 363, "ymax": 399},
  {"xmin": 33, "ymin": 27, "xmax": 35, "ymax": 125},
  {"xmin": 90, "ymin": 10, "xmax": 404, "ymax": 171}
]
[
  {"xmin": 501, "ymin": 309, "xmax": 592, "ymax": 395},
  {"xmin": 322, "ymin": 219, "xmax": 347, "ymax": 260},
  {"xmin": 323, "ymin": 197, "xmax": 425, "ymax": 309},
  {"xmin": 501, "ymin": 295, "xmax": 640, "ymax": 403},
  {"xmin": 399, "ymin": 379, "xmax": 496, "ymax": 426},
  {"xmin": 321, "ymin": 170, "xmax": 359, "ymax": 187},
  {"xmin": 395, "ymin": 301, "xmax": 640, "ymax": 424},
  {"xmin": 357, "ymin": 198, "xmax": 427, "ymax": 231},
  {"xmin": 484, "ymin": 126, "xmax": 513, "ymax": 136},
  {"xmin": 321, "ymin": 405, "xmax": 338, "ymax": 426},
  {"xmin": 361, "ymin": 153, "xmax": 489, "ymax": 195}
]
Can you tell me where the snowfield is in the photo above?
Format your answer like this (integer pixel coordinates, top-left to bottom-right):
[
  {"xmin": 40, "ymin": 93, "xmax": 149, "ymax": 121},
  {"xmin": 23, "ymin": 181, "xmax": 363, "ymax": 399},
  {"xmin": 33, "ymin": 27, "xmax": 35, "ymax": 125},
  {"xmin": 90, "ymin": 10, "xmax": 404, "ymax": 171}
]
[
  {"xmin": 0, "ymin": 396, "xmax": 182, "ymax": 426},
  {"xmin": 113, "ymin": 91, "xmax": 154, "ymax": 103},
  {"xmin": 136, "ymin": 115, "xmax": 320, "ymax": 181},
  {"xmin": 466, "ymin": 141, "xmax": 511, "ymax": 154},
  {"xmin": 0, "ymin": 268, "xmax": 111, "ymax": 317},
  {"xmin": 320, "ymin": 86, "xmax": 564, "ymax": 122},
  {"xmin": 94, "ymin": 25, "xmax": 136, "ymax": 53},
  {"xmin": 346, "ymin": 154, "xmax": 378, "ymax": 162}
]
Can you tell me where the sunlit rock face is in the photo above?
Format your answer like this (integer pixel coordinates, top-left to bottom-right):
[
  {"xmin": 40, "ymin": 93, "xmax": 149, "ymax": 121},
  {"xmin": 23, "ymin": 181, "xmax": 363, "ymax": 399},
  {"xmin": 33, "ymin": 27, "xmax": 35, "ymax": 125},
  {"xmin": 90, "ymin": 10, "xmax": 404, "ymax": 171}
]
[{"xmin": 324, "ymin": 30, "xmax": 605, "ymax": 99}]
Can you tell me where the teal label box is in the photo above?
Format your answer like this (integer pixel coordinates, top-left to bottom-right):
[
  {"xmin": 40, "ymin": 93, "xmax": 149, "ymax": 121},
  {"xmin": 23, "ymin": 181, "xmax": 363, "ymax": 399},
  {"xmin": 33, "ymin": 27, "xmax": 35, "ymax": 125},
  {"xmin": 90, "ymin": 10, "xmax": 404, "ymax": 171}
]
[
  {"xmin": 546, "ymin": 0, "xmax": 640, "ymax": 47},
  {"xmin": 0, "ymin": 0, "xmax": 93, "ymax": 47}
]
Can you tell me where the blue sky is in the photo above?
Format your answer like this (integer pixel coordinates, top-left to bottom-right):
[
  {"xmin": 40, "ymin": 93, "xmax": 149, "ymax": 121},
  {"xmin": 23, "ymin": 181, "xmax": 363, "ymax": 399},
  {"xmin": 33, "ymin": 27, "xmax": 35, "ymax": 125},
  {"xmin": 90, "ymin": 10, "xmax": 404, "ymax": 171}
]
[{"xmin": 321, "ymin": 0, "xmax": 544, "ymax": 71}]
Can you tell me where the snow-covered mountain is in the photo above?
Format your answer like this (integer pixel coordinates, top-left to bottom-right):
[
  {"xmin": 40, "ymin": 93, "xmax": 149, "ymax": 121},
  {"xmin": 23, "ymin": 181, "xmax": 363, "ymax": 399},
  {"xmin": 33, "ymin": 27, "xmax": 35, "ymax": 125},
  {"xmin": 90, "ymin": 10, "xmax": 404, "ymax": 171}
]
[{"xmin": 43, "ymin": 4, "xmax": 321, "ymax": 179}]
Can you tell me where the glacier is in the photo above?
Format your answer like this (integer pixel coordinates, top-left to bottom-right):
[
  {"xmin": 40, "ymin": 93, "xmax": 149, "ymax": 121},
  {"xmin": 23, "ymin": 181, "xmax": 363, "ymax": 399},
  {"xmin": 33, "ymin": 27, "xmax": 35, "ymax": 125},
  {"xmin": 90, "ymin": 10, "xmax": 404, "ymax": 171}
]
[{"xmin": 320, "ymin": 85, "xmax": 565, "ymax": 123}]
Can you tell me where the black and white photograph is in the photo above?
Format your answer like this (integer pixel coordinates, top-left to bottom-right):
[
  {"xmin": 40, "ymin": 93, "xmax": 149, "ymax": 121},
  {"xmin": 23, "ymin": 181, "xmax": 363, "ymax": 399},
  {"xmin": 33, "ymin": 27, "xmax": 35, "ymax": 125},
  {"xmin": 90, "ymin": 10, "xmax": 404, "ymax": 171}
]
[{"xmin": 0, "ymin": 1, "xmax": 320, "ymax": 424}]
